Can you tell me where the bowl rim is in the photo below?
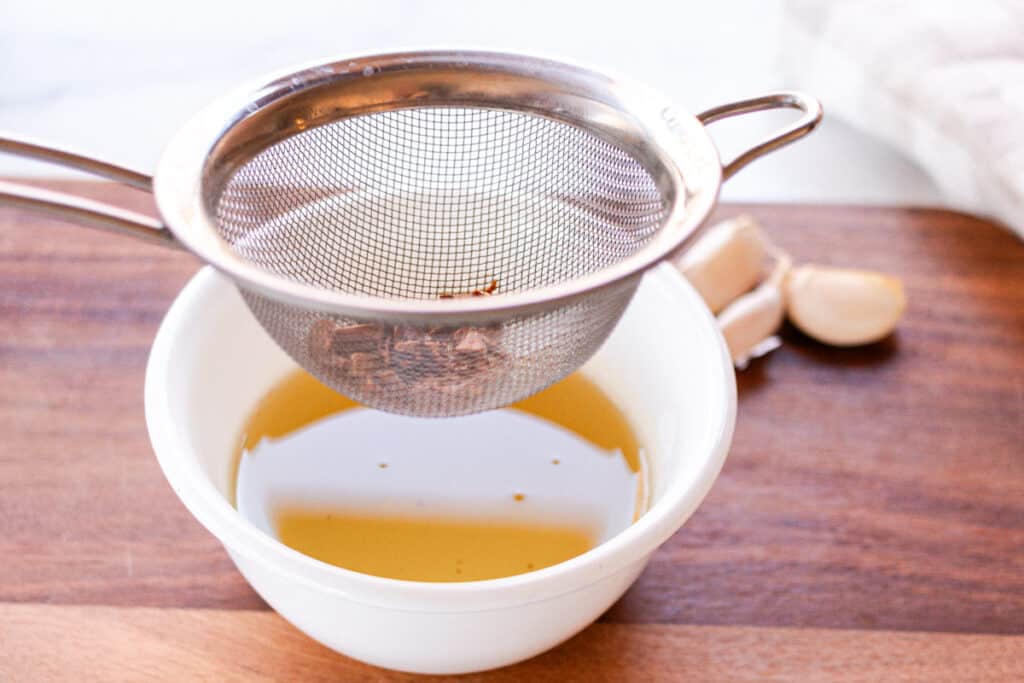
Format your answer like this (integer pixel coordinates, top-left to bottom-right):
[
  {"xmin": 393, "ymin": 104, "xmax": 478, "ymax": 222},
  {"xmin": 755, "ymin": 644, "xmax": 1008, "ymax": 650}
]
[{"xmin": 144, "ymin": 264, "xmax": 736, "ymax": 612}]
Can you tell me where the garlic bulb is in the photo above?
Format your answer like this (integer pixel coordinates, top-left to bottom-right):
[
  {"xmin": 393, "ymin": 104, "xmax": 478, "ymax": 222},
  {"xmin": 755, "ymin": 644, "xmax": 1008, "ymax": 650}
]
[
  {"xmin": 785, "ymin": 265, "xmax": 906, "ymax": 346},
  {"xmin": 675, "ymin": 215, "xmax": 767, "ymax": 313},
  {"xmin": 717, "ymin": 251, "xmax": 790, "ymax": 368}
]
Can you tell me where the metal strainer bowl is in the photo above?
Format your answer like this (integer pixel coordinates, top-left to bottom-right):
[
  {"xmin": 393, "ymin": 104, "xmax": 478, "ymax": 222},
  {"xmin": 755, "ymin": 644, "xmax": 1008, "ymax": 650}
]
[{"xmin": 0, "ymin": 51, "xmax": 820, "ymax": 416}]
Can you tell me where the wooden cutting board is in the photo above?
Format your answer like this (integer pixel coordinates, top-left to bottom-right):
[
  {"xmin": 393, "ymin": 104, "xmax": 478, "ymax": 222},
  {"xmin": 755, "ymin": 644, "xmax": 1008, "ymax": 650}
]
[{"xmin": 1, "ymin": 183, "xmax": 1022, "ymax": 681}]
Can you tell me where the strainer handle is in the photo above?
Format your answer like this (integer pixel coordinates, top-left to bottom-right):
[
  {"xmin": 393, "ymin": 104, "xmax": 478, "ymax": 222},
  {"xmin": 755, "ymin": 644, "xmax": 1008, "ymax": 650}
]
[
  {"xmin": 0, "ymin": 136, "xmax": 179, "ymax": 249},
  {"xmin": 697, "ymin": 91, "xmax": 823, "ymax": 181}
]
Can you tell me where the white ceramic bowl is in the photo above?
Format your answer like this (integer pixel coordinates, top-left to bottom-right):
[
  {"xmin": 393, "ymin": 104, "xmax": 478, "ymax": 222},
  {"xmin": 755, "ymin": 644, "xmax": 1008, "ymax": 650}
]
[{"xmin": 145, "ymin": 263, "xmax": 736, "ymax": 675}]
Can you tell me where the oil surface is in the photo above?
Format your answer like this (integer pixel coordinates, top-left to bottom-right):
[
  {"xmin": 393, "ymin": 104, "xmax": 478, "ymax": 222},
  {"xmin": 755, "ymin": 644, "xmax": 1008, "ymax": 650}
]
[
  {"xmin": 274, "ymin": 510, "xmax": 594, "ymax": 582},
  {"xmin": 234, "ymin": 370, "xmax": 645, "ymax": 582}
]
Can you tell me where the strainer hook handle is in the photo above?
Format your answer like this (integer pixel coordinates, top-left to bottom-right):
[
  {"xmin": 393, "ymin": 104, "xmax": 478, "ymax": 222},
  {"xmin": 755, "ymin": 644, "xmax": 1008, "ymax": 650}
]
[
  {"xmin": 697, "ymin": 91, "xmax": 822, "ymax": 182},
  {"xmin": 0, "ymin": 136, "xmax": 180, "ymax": 249}
]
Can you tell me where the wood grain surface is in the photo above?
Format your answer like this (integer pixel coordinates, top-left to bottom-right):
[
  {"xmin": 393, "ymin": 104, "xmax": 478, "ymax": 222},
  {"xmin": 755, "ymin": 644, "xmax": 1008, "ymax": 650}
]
[
  {"xmin": 3, "ymin": 604, "xmax": 1023, "ymax": 682},
  {"xmin": 1, "ymin": 182, "xmax": 1022, "ymax": 680}
]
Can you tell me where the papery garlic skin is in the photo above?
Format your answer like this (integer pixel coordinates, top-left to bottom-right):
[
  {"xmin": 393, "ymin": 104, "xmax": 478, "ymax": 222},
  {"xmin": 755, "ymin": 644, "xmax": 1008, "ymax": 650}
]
[
  {"xmin": 676, "ymin": 215, "xmax": 767, "ymax": 313},
  {"xmin": 717, "ymin": 252, "xmax": 791, "ymax": 368},
  {"xmin": 719, "ymin": 283, "xmax": 785, "ymax": 368},
  {"xmin": 785, "ymin": 265, "xmax": 906, "ymax": 346}
]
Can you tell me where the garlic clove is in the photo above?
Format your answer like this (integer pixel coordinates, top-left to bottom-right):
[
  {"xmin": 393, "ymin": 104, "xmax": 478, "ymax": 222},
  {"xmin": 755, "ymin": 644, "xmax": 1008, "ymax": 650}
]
[
  {"xmin": 717, "ymin": 253, "xmax": 790, "ymax": 368},
  {"xmin": 785, "ymin": 265, "xmax": 906, "ymax": 347},
  {"xmin": 676, "ymin": 214, "xmax": 767, "ymax": 313}
]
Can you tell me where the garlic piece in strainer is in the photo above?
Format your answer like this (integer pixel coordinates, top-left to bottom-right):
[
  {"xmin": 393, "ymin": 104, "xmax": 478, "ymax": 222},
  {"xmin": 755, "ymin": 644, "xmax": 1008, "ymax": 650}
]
[
  {"xmin": 785, "ymin": 265, "xmax": 906, "ymax": 346},
  {"xmin": 675, "ymin": 215, "xmax": 768, "ymax": 313}
]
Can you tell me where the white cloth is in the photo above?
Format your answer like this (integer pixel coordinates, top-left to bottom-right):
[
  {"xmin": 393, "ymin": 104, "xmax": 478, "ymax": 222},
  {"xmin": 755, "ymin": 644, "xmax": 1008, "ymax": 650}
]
[{"xmin": 781, "ymin": 0, "xmax": 1024, "ymax": 236}]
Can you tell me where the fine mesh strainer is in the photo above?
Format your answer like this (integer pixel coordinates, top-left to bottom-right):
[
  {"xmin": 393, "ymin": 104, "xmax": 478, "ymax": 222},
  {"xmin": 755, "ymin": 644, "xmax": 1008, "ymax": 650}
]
[{"xmin": 0, "ymin": 51, "xmax": 820, "ymax": 416}]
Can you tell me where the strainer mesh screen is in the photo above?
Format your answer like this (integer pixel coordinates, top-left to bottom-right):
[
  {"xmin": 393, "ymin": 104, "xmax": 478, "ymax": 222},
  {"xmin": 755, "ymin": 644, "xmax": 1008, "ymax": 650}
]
[
  {"xmin": 212, "ymin": 106, "xmax": 671, "ymax": 415},
  {"xmin": 215, "ymin": 107, "xmax": 667, "ymax": 297}
]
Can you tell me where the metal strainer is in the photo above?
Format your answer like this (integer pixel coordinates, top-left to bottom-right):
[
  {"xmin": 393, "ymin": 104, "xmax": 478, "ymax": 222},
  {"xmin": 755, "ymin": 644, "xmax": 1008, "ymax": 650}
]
[{"xmin": 0, "ymin": 51, "xmax": 820, "ymax": 416}]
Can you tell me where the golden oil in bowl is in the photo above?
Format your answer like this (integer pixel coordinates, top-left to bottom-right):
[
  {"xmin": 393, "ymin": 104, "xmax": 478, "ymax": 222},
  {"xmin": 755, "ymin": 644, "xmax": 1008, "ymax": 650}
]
[{"xmin": 234, "ymin": 370, "xmax": 647, "ymax": 582}]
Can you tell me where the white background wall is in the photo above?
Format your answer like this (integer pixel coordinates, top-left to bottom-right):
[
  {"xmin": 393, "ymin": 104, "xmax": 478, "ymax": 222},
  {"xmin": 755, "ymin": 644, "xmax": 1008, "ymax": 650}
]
[{"xmin": 0, "ymin": 0, "xmax": 941, "ymax": 205}]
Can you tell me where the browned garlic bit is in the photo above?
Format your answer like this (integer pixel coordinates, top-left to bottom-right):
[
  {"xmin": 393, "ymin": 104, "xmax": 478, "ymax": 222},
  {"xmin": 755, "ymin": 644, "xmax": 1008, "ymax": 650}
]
[
  {"xmin": 785, "ymin": 265, "xmax": 906, "ymax": 346},
  {"xmin": 674, "ymin": 215, "xmax": 767, "ymax": 314},
  {"xmin": 439, "ymin": 279, "xmax": 498, "ymax": 299},
  {"xmin": 306, "ymin": 280, "xmax": 508, "ymax": 401}
]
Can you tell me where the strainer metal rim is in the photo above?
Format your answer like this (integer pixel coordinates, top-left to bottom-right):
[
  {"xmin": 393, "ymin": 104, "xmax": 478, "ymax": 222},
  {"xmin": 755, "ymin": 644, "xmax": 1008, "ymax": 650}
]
[{"xmin": 153, "ymin": 50, "xmax": 721, "ymax": 322}]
